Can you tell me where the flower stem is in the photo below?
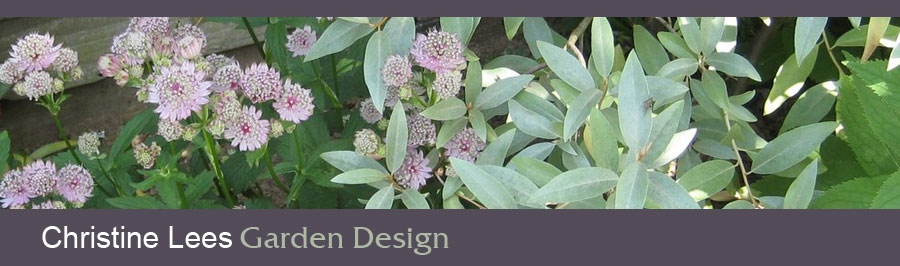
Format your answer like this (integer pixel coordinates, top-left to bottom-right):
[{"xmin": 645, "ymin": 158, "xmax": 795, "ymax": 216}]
[
  {"xmin": 289, "ymin": 129, "xmax": 305, "ymax": 207},
  {"xmin": 821, "ymin": 32, "xmax": 846, "ymax": 76},
  {"xmin": 242, "ymin": 17, "xmax": 266, "ymax": 60},
  {"xmin": 96, "ymin": 158, "xmax": 125, "ymax": 196},
  {"xmin": 263, "ymin": 146, "xmax": 289, "ymax": 193},
  {"xmin": 200, "ymin": 128, "xmax": 235, "ymax": 208},
  {"xmin": 311, "ymin": 60, "xmax": 342, "ymax": 109},
  {"xmin": 50, "ymin": 112, "xmax": 83, "ymax": 166},
  {"xmin": 723, "ymin": 112, "xmax": 758, "ymax": 207}
]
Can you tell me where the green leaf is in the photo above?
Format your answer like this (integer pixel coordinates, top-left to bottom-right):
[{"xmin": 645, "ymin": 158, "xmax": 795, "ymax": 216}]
[
  {"xmin": 331, "ymin": 168, "xmax": 387, "ymax": 184},
  {"xmin": 701, "ymin": 70, "xmax": 730, "ymax": 110},
  {"xmin": 678, "ymin": 17, "xmax": 702, "ymax": 55},
  {"xmin": 700, "ymin": 17, "xmax": 726, "ymax": 55},
  {"xmin": 385, "ymin": 102, "xmax": 408, "ymax": 173},
  {"xmin": 465, "ymin": 60, "xmax": 483, "ymax": 105},
  {"xmin": 750, "ymin": 122, "xmax": 837, "ymax": 175},
  {"xmin": 320, "ymin": 151, "xmax": 388, "ymax": 174},
  {"xmin": 649, "ymin": 128, "xmax": 697, "ymax": 168},
  {"xmin": 221, "ymin": 152, "xmax": 262, "ymax": 192},
  {"xmin": 421, "ymin": 98, "xmax": 467, "ymax": 121},
  {"xmin": 834, "ymin": 24, "xmax": 900, "ymax": 47},
  {"xmin": 585, "ymin": 109, "xmax": 619, "ymax": 170},
  {"xmin": 563, "ymin": 88, "xmax": 603, "ymax": 141},
  {"xmin": 436, "ymin": 117, "xmax": 467, "ymax": 149},
  {"xmin": 450, "ymin": 158, "xmax": 517, "ymax": 209},
  {"xmin": 365, "ymin": 186, "xmax": 395, "ymax": 209},
  {"xmin": 441, "ymin": 17, "xmax": 477, "ymax": 45},
  {"xmin": 794, "ymin": 17, "xmax": 827, "ymax": 64},
  {"xmin": 338, "ymin": 17, "xmax": 370, "ymax": 24},
  {"xmin": 658, "ymin": 31, "xmax": 697, "ymax": 60},
  {"xmin": 591, "ymin": 17, "xmax": 615, "ymax": 78},
  {"xmin": 863, "ymin": 17, "xmax": 891, "ymax": 62},
  {"xmin": 480, "ymin": 165, "xmax": 542, "ymax": 208},
  {"xmin": 305, "ymin": 20, "xmax": 374, "ymax": 61},
  {"xmin": 522, "ymin": 17, "xmax": 554, "ymax": 59},
  {"xmin": 504, "ymin": 17, "xmax": 525, "ymax": 40},
  {"xmin": 363, "ymin": 31, "xmax": 391, "ymax": 113},
  {"xmin": 783, "ymin": 159, "xmax": 818, "ymax": 209},
  {"xmin": 469, "ymin": 109, "xmax": 488, "ymax": 141},
  {"xmin": 508, "ymin": 100, "xmax": 558, "ymax": 139},
  {"xmin": 108, "ymin": 110, "xmax": 155, "ymax": 165},
  {"xmin": 764, "ymin": 47, "xmax": 819, "ymax": 115},
  {"xmin": 723, "ymin": 200, "xmax": 754, "ymax": 209},
  {"xmin": 400, "ymin": 189, "xmax": 430, "ymax": 209},
  {"xmin": 656, "ymin": 58, "xmax": 698, "ymax": 81},
  {"xmin": 510, "ymin": 156, "xmax": 561, "ymax": 187},
  {"xmin": 442, "ymin": 175, "xmax": 464, "ymax": 199},
  {"xmin": 870, "ymin": 171, "xmax": 900, "ymax": 209},
  {"xmin": 476, "ymin": 129, "xmax": 516, "ymax": 166},
  {"xmin": 633, "ymin": 25, "xmax": 669, "ymax": 75},
  {"xmin": 474, "ymin": 75, "xmax": 534, "ymax": 110},
  {"xmin": 530, "ymin": 167, "xmax": 618, "ymax": 204},
  {"xmin": 811, "ymin": 176, "xmax": 889, "ymax": 209},
  {"xmin": 705, "ymin": 52, "xmax": 762, "ymax": 81},
  {"xmin": 780, "ymin": 82, "xmax": 838, "ymax": 134},
  {"xmin": 185, "ymin": 171, "xmax": 215, "ymax": 203},
  {"xmin": 106, "ymin": 197, "xmax": 168, "ymax": 209},
  {"xmin": 677, "ymin": 160, "xmax": 735, "ymax": 201},
  {"xmin": 617, "ymin": 52, "xmax": 652, "ymax": 151},
  {"xmin": 837, "ymin": 73, "xmax": 900, "ymax": 176},
  {"xmin": 0, "ymin": 131, "xmax": 9, "ymax": 172},
  {"xmin": 265, "ymin": 22, "xmax": 291, "ymax": 74},
  {"xmin": 615, "ymin": 162, "xmax": 649, "ymax": 209},
  {"xmin": 383, "ymin": 17, "xmax": 415, "ymax": 55},
  {"xmin": 537, "ymin": 41, "xmax": 595, "ymax": 91},
  {"xmin": 646, "ymin": 172, "xmax": 699, "ymax": 209}
]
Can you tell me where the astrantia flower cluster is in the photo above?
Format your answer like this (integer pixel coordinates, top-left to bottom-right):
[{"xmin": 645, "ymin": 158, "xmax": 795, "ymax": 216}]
[
  {"xmin": 102, "ymin": 17, "xmax": 315, "ymax": 152},
  {"xmin": 286, "ymin": 25, "xmax": 318, "ymax": 57},
  {"xmin": 0, "ymin": 32, "xmax": 83, "ymax": 100},
  {"xmin": 0, "ymin": 160, "xmax": 93, "ymax": 209},
  {"xmin": 77, "ymin": 131, "xmax": 105, "ymax": 159}
]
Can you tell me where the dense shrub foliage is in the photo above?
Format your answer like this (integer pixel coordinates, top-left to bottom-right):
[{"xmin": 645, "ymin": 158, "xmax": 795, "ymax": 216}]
[{"xmin": 1, "ymin": 17, "xmax": 899, "ymax": 209}]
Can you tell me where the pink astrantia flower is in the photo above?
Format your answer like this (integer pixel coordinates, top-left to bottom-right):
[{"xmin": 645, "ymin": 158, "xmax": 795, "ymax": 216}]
[
  {"xmin": 212, "ymin": 63, "xmax": 243, "ymax": 92},
  {"xmin": 274, "ymin": 79, "xmax": 315, "ymax": 123},
  {"xmin": 225, "ymin": 105, "xmax": 270, "ymax": 151},
  {"xmin": 173, "ymin": 24, "xmax": 207, "ymax": 49},
  {"xmin": 22, "ymin": 160, "xmax": 57, "ymax": 198},
  {"xmin": 9, "ymin": 32, "xmax": 62, "ymax": 73},
  {"xmin": 147, "ymin": 62, "xmax": 212, "ymax": 121},
  {"xmin": 97, "ymin": 54, "xmax": 125, "ymax": 78},
  {"xmin": 241, "ymin": 63, "xmax": 282, "ymax": 103},
  {"xmin": 381, "ymin": 54, "xmax": 414, "ymax": 88},
  {"xmin": 395, "ymin": 148, "xmax": 432, "ymax": 190},
  {"xmin": 14, "ymin": 71, "xmax": 54, "ymax": 100},
  {"xmin": 358, "ymin": 98, "xmax": 383, "ymax": 124},
  {"xmin": 408, "ymin": 113, "xmax": 436, "ymax": 147},
  {"xmin": 0, "ymin": 60, "xmax": 25, "ymax": 84},
  {"xmin": 52, "ymin": 48, "xmax": 78, "ymax": 73},
  {"xmin": 127, "ymin": 17, "xmax": 170, "ymax": 40},
  {"xmin": 444, "ymin": 127, "xmax": 486, "ymax": 163},
  {"xmin": 55, "ymin": 164, "xmax": 94, "ymax": 204},
  {"xmin": 286, "ymin": 25, "xmax": 317, "ymax": 57},
  {"xmin": 410, "ymin": 29, "xmax": 465, "ymax": 74},
  {"xmin": 0, "ymin": 170, "xmax": 29, "ymax": 208}
]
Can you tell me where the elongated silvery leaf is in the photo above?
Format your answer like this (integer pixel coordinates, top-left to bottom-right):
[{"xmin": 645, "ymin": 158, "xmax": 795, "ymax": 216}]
[
  {"xmin": 617, "ymin": 52, "xmax": 652, "ymax": 151},
  {"xmin": 481, "ymin": 165, "xmax": 543, "ymax": 208},
  {"xmin": 436, "ymin": 117, "xmax": 467, "ymax": 149},
  {"xmin": 701, "ymin": 70, "xmax": 730, "ymax": 110},
  {"xmin": 441, "ymin": 17, "xmax": 477, "ymax": 45},
  {"xmin": 363, "ymin": 31, "xmax": 391, "ymax": 112},
  {"xmin": 750, "ymin": 122, "xmax": 838, "ymax": 175},
  {"xmin": 783, "ymin": 159, "xmax": 818, "ymax": 209},
  {"xmin": 700, "ymin": 17, "xmax": 726, "ymax": 55},
  {"xmin": 476, "ymin": 129, "xmax": 516, "ymax": 166},
  {"xmin": 383, "ymin": 17, "xmax": 415, "ymax": 55},
  {"xmin": 320, "ymin": 151, "xmax": 388, "ymax": 174},
  {"xmin": 677, "ymin": 160, "xmax": 735, "ymax": 201},
  {"xmin": 585, "ymin": 109, "xmax": 619, "ymax": 170},
  {"xmin": 648, "ymin": 128, "xmax": 697, "ymax": 168},
  {"xmin": 442, "ymin": 175, "xmax": 464, "ymax": 200},
  {"xmin": 331, "ymin": 168, "xmax": 388, "ymax": 184},
  {"xmin": 514, "ymin": 142, "xmax": 556, "ymax": 162},
  {"xmin": 765, "ymin": 48, "xmax": 818, "ymax": 115},
  {"xmin": 385, "ymin": 102, "xmax": 408, "ymax": 173},
  {"xmin": 531, "ymin": 167, "xmax": 618, "ymax": 204},
  {"xmin": 591, "ymin": 17, "xmax": 615, "ymax": 78},
  {"xmin": 615, "ymin": 162, "xmax": 649, "ymax": 209},
  {"xmin": 508, "ymin": 100, "xmax": 559, "ymax": 139},
  {"xmin": 421, "ymin": 98, "xmax": 467, "ymax": 121},
  {"xmin": 450, "ymin": 158, "xmax": 517, "ymax": 209},
  {"xmin": 656, "ymin": 58, "xmax": 698, "ymax": 80},
  {"xmin": 658, "ymin": 31, "xmax": 697, "ymax": 60},
  {"xmin": 563, "ymin": 88, "xmax": 603, "ymax": 141},
  {"xmin": 474, "ymin": 75, "xmax": 534, "ymax": 110},
  {"xmin": 401, "ymin": 189, "xmax": 430, "ymax": 209},
  {"xmin": 523, "ymin": 17, "xmax": 554, "ymax": 59},
  {"xmin": 794, "ymin": 17, "xmax": 828, "ymax": 64},
  {"xmin": 305, "ymin": 20, "xmax": 374, "ymax": 61},
  {"xmin": 646, "ymin": 172, "xmax": 699, "ymax": 209},
  {"xmin": 705, "ymin": 52, "xmax": 762, "ymax": 81},
  {"xmin": 780, "ymin": 82, "xmax": 838, "ymax": 134},
  {"xmin": 633, "ymin": 25, "xmax": 669, "ymax": 75},
  {"xmin": 678, "ymin": 17, "xmax": 702, "ymax": 55},
  {"xmin": 537, "ymin": 41, "xmax": 595, "ymax": 91},
  {"xmin": 465, "ymin": 60, "xmax": 483, "ymax": 104},
  {"xmin": 504, "ymin": 17, "xmax": 526, "ymax": 40},
  {"xmin": 365, "ymin": 186, "xmax": 395, "ymax": 209},
  {"xmin": 510, "ymin": 156, "xmax": 561, "ymax": 187}
]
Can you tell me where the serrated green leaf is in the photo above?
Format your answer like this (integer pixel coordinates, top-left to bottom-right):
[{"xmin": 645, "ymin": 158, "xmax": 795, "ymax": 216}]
[{"xmin": 811, "ymin": 176, "xmax": 889, "ymax": 209}]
